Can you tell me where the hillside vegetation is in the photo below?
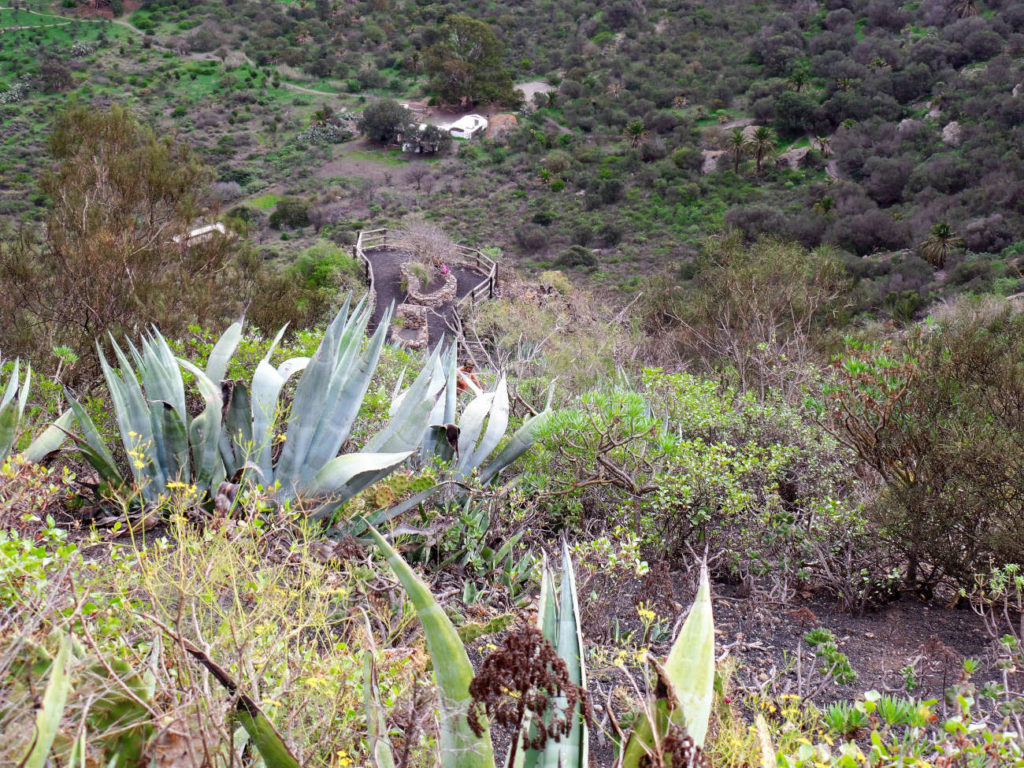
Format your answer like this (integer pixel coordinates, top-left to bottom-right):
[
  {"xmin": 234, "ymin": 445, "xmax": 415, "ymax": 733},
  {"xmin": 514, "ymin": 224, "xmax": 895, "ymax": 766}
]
[{"xmin": 4, "ymin": 0, "xmax": 1024, "ymax": 766}]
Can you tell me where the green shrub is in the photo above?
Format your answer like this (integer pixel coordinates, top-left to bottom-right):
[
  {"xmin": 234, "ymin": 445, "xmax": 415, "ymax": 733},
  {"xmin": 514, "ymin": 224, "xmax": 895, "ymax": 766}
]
[
  {"xmin": 269, "ymin": 197, "xmax": 311, "ymax": 230},
  {"xmin": 558, "ymin": 245, "xmax": 596, "ymax": 268}
]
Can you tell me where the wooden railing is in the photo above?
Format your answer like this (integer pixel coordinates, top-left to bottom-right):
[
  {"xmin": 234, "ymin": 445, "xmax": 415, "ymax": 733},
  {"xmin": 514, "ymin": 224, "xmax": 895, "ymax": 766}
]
[
  {"xmin": 453, "ymin": 243, "xmax": 497, "ymax": 310},
  {"xmin": 353, "ymin": 228, "xmax": 383, "ymax": 294}
]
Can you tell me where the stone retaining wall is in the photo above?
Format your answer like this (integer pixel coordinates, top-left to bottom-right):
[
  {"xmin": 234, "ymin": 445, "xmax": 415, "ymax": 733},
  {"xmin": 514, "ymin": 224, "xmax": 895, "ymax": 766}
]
[
  {"xmin": 400, "ymin": 261, "xmax": 458, "ymax": 307},
  {"xmin": 391, "ymin": 303, "xmax": 429, "ymax": 349}
]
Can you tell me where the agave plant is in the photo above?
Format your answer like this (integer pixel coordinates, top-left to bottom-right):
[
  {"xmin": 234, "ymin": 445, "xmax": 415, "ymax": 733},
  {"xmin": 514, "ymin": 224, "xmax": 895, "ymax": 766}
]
[
  {"xmin": 207, "ymin": 295, "xmax": 445, "ymax": 518},
  {"xmin": 1, "ymin": 359, "xmax": 73, "ymax": 463},
  {"xmin": 66, "ymin": 319, "xmax": 244, "ymax": 502},
  {"xmin": 367, "ymin": 527, "xmax": 717, "ymax": 768},
  {"xmin": 394, "ymin": 348, "xmax": 554, "ymax": 486},
  {"xmin": 517, "ymin": 542, "xmax": 588, "ymax": 768}
]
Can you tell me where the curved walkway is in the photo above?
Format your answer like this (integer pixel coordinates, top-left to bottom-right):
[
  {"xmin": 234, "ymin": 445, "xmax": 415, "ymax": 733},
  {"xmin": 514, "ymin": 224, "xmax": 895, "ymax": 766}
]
[{"xmin": 364, "ymin": 248, "xmax": 488, "ymax": 347}]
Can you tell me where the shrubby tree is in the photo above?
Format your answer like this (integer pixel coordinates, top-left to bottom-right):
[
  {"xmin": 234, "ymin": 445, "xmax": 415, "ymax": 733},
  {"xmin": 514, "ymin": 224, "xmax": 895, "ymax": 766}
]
[
  {"xmin": 425, "ymin": 14, "xmax": 518, "ymax": 106},
  {"xmin": 0, "ymin": 105, "xmax": 244, "ymax": 371},
  {"xmin": 357, "ymin": 99, "xmax": 411, "ymax": 144},
  {"xmin": 642, "ymin": 234, "xmax": 850, "ymax": 400},
  {"xmin": 823, "ymin": 300, "xmax": 1024, "ymax": 590}
]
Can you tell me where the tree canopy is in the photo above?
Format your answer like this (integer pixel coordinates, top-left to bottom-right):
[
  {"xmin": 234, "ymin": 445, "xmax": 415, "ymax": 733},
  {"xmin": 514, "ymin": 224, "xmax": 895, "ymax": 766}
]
[
  {"xmin": 0, "ymin": 105, "xmax": 244, "ymax": 370},
  {"xmin": 425, "ymin": 14, "xmax": 518, "ymax": 106}
]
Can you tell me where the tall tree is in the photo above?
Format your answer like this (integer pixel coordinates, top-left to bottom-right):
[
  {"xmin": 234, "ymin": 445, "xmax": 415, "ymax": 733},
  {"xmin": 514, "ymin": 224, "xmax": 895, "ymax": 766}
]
[
  {"xmin": 0, "ymin": 105, "xmax": 244, "ymax": 372},
  {"xmin": 425, "ymin": 14, "xmax": 518, "ymax": 106},
  {"xmin": 750, "ymin": 126, "xmax": 776, "ymax": 175},
  {"xmin": 724, "ymin": 128, "xmax": 748, "ymax": 173},
  {"xmin": 920, "ymin": 222, "xmax": 961, "ymax": 269}
]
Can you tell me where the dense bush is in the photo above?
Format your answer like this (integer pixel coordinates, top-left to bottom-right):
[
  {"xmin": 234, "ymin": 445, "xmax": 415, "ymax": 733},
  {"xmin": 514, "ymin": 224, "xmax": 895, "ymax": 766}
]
[
  {"xmin": 357, "ymin": 99, "xmax": 411, "ymax": 145},
  {"xmin": 269, "ymin": 196, "xmax": 311, "ymax": 230},
  {"xmin": 823, "ymin": 300, "xmax": 1024, "ymax": 590}
]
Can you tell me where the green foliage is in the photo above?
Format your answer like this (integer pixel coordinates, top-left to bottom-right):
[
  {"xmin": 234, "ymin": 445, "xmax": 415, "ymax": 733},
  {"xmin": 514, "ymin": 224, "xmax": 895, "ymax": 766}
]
[
  {"xmin": 425, "ymin": 15, "xmax": 518, "ymax": 106},
  {"xmin": 358, "ymin": 99, "xmax": 412, "ymax": 145},
  {"xmin": 268, "ymin": 196, "xmax": 311, "ymax": 230},
  {"xmin": 532, "ymin": 368, "xmax": 872, "ymax": 600},
  {"xmin": 804, "ymin": 629, "xmax": 857, "ymax": 686},
  {"xmin": 822, "ymin": 300, "xmax": 1024, "ymax": 589}
]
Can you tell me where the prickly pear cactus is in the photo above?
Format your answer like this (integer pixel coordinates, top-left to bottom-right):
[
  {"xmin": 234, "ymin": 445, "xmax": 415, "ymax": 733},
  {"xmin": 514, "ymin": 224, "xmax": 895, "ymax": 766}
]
[{"xmin": 373, "ymin": 484, "xmax": 395, "ymax": 508}]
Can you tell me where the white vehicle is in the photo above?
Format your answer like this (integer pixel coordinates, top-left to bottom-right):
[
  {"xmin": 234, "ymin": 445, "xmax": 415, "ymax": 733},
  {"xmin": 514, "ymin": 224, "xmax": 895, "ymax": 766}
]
[{"xmin": 448, "ymin": 114, "xmax": 488, "ymax": 139}]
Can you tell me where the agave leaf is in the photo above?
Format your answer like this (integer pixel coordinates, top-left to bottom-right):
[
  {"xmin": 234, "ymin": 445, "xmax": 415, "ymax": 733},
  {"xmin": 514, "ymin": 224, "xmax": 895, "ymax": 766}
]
[
  {"xmin": 277, "ymin": 357, "xmax": 310, "ymax": 380},
  {"xmin": 300, "ymin": 311, "xmax": 391, "ymax": 489},
  {"xmin": 251, "ymin": 361, "xmax": 286, "ymax": 484},
  {"xmin": 513, "ymin": 563, "xmax": 559, "ymax": 768},
  {"xmin": 205, "ymin": 319, "xmax": 244, "ymax": 385},
  {"xmin": 100, "ymin": 343, "xmax": 162, "ymax": 497},
  {"xmin": 275, "ymin": 297, "xmax": 363, "ymax": 489},
  {"xmin": 0, "ymin": 397, "xmax": 19, "ymax": 460},
  {"xmin": 462, "ymin": 376, "xmax": 509, "ymax": 475},
  {"xmin": 220, "ymin": 381, "xmax": 253, "ymax": 475},
  {"xmin": 621, "ymin": 564, "xmax": 715, "ymax": 767},
  {"xmin": 422, "ymin": 354, "xmax": 455, "ymax": 456},
  {"xmin": 455, "ymin": 391, "xmax": 494, "ymax": 469},
  {"xmin": 138, "ymin": 331, "xmax": 187, "ymax": 422},
  {"xmin": 540, "ymin": 542, "xmax": 587, "ymax": 768},
  {"xmin": 307, "ymin": 451, "xmax": 414, "ymax": 520},
  {"xmin": 156, "ymin": 401, "xmax": 190, "ymax": 483},
  {"xmin": 22, "ymin": 409, "xmax": 74, "ymax": 463},
  {"xmin": 368, "ymin": 526, "xmax": 495, "ymax": 768},
  {"xmin": 1, "ymin": 358, "xmax": 19, "ymax": 407},
  {"xmin": 365, "ymin": 652, "xmax": 397, "ymax": 768},
  {"xmin": 366, "ymin": 344, "xmax": 444, "ymax": 454},
  {"xmin": 64, "ymin": 393, "xmax": 123, "ymax": 484},
  {"xmin": 661, "ymin": 563, "xmax": 714, "ymax": 746},
  {"xmin": 477, "ymin": 408, "xmax": 552, "ymax": 486},
  {"xmin": 441, "ymin": 345, "xmax": 459, "ymax": 424},
  {"xmin": 234, "ymin": 708, "xmax": 300, "ymax": 768},
  {"xmin": 22, "ymin": 635, "xmax": 71, "ymax": 768},
  {"xmin": 0, "ymin": 361, "xmax": 30, "ymax": 460},
  {"xmin": 179, "ymin": 360, "xmax": 226, "ymax": 490}
]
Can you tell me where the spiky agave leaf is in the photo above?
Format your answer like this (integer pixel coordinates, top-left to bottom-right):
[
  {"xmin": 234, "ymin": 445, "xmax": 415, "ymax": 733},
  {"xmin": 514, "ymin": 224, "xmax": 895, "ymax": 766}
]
[
  {"xmin": 540, "ymin": 540, "xmax": 588, "ymax": 768},
  {"xmin": 0, "ymin": 359, "xmax": 30, "ymax": 460},
  {"xmin": 276, "ymin": 298, "xmax": 395, "ymax": 495},
  {"xmin": 621, "ymin": 564, "xmax": 715, "ymax": 767},
  {"xmin": 22, "ymin": 409, "xmax": 74, "ymax": 463},
  {"xmin": 22, "ymin": 635, "xmax": 71, "ymax": 768},
  {"xmin": 368, "ymin": 526, "xmax": 496, "ymax": 768},
  {"xmin": 63, "ymin": 392, "xmax": 123, "ymax": 485},
  {"xmin": 307, "ymin": 450, "xmax": 415, "ymax": 520},
  {"xmin": 514, "ymin": 545, "xmax": 588, "ymax": 768}
]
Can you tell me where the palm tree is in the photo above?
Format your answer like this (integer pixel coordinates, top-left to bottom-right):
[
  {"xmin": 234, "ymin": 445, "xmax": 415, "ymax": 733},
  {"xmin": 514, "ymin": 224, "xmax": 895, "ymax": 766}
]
[
  {"xmin": 920, "ymin": 222, "xmax": 961, "ymax": 269},
  {"xmin": 953, "ymin": 0, "xmax": 978, "ymax": 18},
  {"xmin": 750, "ymin": 126, "xmax": 776, "ymax": 175},
  {"xmin": 813, "ymin": 195, "xmax": 835, "ymax": 216},
  {"xmin": 788, "ymin": 65, "xmax": 810, "ymax": 92},
  {"xmin": 724, "ymin": 128, "xmax": 748, "ymax": 173},
  {"xmin": 624, "ymin": 120, "xmax": 648, "ymax": 148}
]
